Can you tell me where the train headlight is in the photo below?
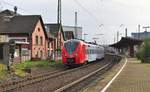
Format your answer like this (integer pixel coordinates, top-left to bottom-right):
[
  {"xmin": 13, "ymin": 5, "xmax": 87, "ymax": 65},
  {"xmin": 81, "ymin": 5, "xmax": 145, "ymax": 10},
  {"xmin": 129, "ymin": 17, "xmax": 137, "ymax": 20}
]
[{"xmin": 75, "ymin": 53, "xmax": 78, "ymax": 57}]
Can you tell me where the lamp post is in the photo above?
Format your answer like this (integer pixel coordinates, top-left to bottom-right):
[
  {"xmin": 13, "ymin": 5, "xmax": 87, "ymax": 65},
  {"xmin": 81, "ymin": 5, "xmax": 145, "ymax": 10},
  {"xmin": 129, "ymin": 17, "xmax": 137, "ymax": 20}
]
[
  {"xmin": 99, "ymin": 24, "xmax": 103, "ymax": 27},
  {"xmin": 116, "ymin": 24, "xmax": 125, "ymax": 42},
  {"xmin": 92, "ymin": 37, "xmax": 99, "ymax": 44},
  {"xmin": 95, "ymin": 33, "xmax": 104, "ymax": 44},
  {"xmin": 84, "ymin": 33, "xmax": 88, "ymax": 41},
  {"xmin": 99, "ymin": 24, "xmax": 103, "ymax": 31},
  {"xmin": 116, "ymin": 31, "xmax": 123, "ymax": 42}
]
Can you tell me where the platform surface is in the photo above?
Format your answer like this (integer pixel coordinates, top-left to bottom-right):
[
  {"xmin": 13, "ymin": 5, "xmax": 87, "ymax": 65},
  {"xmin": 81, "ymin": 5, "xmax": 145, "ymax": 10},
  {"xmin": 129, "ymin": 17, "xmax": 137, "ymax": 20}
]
[{"xmin": 106, "ymin": 58, "xmax": 150, "ymax": 92}]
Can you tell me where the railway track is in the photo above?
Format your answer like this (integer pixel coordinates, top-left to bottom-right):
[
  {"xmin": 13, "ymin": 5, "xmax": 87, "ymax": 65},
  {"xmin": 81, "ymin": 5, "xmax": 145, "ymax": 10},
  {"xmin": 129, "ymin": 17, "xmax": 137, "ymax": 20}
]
[
  {"xmin": 55, "ymin": 61, "xmax": 115, "ymax": 92},
  {"xmin": 0, "ymin": 55, "xmax": 121, "ymax": 92},
  {"xmin": 0, "ymin": 68, "xmax": 67, "ymax": 91}
]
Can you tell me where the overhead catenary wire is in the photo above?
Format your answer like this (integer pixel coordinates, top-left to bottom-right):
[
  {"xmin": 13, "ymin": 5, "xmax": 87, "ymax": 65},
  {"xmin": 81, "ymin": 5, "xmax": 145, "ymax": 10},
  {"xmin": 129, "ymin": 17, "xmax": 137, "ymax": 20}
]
[
  {"xmin": 95, "ymin": 0, "xmax": 104, "ymax": 24},
  {"xmin": 1, "ymin": 0, "xmax": 53, "ymax": 22},
  {"xmin": 73, "ymin": 0, "xmax": 101, "ymax": 24},
  {"xmin": 0, "ymin": 2, "xmax": 3, "ymax": 11},
  {"xmin": 96, "ymin": 0, "xmax": 103, "ymax": 10},
  {"xmin": 1, "ymin": 0, "xmax": 32, "ymax": 14}
]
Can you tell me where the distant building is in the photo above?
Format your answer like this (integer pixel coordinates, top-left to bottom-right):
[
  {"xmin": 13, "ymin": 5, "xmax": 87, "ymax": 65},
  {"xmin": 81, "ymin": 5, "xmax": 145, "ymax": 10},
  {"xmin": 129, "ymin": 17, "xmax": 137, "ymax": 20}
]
[
  {"xmin": 45, "ymin": 24, "xmax": 65, "ymax": 60},
  {"xmin": 63, "ymin": 26, "xmax": 82, "ymax": 40},
  {"xmin": 131, "ymin": 31, "xmax": 150, "ymax": 40},
  {"xmin": 63, "ymin": 31, "xmax": 74, "ymax": 40}
]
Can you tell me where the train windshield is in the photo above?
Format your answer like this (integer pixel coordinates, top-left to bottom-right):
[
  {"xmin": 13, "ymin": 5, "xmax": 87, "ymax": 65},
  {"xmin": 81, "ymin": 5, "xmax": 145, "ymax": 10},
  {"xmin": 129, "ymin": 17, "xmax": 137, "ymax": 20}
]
[{"xmin": 64, "ymin": 41, "xmax": 79, "ymax": 54}]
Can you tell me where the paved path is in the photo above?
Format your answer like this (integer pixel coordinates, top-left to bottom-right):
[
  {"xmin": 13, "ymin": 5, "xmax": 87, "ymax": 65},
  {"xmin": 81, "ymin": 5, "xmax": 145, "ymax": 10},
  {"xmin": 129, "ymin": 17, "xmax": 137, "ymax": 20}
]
[{"xmin": 106, "ymin": 58, "xmax": 150, "ymax": 92}]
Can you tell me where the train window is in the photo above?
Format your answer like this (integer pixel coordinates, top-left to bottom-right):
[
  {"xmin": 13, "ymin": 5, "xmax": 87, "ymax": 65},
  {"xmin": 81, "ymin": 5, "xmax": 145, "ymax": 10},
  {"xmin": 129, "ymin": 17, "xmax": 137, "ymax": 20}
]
[
  {"xmin": 87, "ymin": 49, "xmax": 89, "ymax": 54},
  {"xmin": 86, "ymin": 49, "xmax": 88, "ymax": 54},
  {"xmin": 64, "ymin": 41, "xmax": 79, "ymax": 54}
]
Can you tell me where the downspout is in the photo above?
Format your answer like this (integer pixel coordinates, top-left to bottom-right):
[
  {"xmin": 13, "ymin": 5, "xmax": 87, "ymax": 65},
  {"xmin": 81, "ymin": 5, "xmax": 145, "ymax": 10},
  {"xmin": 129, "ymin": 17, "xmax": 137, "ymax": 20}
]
[
  {"xmin": 45, "ymin": 37, "xmax": 47, "ymax": 60},
  {"xmin": 29, "ymin": 33, "xmax": 32, "ymax": 60}
]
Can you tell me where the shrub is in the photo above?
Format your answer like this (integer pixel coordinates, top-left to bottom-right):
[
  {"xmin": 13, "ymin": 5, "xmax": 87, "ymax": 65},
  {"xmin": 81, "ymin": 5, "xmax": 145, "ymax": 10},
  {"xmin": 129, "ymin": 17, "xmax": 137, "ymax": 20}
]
[
  {"xmin": 138, "ymin": 39, "xmax": 150, "ymax": 63},
  {"xmin": 136, "ymin": 52, "xmax": 141, "ymax": 60}
]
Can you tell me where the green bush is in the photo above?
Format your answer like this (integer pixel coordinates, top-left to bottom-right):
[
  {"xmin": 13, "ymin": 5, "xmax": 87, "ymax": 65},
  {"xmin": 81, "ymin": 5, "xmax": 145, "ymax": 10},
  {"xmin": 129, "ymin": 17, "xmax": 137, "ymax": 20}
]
[
  {"xmin": 136, "ymin": 52, "xmax": 141, "ymax": 60},
  {"xmin": 137, "ymin": 39, "xmax": 150, "ymax": 63}
]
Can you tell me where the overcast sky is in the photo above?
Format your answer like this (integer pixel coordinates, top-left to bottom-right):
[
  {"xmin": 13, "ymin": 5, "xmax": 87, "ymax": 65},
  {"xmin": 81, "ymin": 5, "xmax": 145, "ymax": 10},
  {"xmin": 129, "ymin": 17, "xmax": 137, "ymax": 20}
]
[{"xmin": 1, "ymin": 0, "xmax": 150, "ymax": 44}]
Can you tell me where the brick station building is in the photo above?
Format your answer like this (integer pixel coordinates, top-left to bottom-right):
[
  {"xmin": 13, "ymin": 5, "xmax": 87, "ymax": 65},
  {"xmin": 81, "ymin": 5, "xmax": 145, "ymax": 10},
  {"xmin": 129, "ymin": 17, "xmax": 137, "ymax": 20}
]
[{"xmin": 0, "ymin": 10, "xmax": 49, "ymax": 62}]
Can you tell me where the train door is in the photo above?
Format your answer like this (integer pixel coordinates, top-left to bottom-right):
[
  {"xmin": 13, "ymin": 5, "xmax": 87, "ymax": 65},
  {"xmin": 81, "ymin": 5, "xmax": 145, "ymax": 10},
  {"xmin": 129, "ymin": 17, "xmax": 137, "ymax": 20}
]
[
  {"xmin": 82, "ymin": 44, "xmax": 86, "ymax": 63},
  {"xmin": 87, "ymin": 46, "xmax": 93, "ymax": 62}
]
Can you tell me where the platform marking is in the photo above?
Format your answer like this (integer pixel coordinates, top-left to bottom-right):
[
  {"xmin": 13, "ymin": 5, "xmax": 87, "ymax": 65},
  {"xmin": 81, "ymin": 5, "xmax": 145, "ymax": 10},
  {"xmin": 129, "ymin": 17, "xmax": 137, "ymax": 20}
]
[{"xmin": 100, "ymin": 58, "xmax": 128, "ymax": 92}]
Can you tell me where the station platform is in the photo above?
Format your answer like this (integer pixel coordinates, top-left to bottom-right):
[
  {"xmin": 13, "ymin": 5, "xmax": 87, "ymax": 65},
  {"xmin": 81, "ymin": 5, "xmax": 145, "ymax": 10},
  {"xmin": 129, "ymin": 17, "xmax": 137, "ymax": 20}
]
[{"xmin": 106, "ymin": 58, "xmax": 150, "ymax": 92}]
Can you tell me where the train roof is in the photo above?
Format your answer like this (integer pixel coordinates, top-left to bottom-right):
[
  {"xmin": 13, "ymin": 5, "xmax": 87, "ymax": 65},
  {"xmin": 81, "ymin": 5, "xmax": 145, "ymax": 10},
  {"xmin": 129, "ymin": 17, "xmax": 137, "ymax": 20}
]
[
  {"xmin": 64, "ymin": 39, "xmax": 83, "ymax": 43},
  {"xmin": 64, "ymin": 39, "xmax": 104, "ymax": 48}
]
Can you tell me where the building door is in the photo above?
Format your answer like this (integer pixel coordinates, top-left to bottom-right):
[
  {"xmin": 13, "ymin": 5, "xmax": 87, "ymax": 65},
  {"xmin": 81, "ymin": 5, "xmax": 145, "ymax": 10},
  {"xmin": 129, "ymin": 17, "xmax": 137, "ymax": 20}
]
[{"xmin": 0, "ymin": 45, "xmax": 3, "ymax": 59}]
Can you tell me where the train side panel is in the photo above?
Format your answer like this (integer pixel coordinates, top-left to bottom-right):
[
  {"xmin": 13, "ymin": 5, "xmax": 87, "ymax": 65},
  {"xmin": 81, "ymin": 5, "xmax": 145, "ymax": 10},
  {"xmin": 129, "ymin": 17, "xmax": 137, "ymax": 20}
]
[
  {"xmin": 96, "ymin": 46, "xmax": 104, "ymax": 60},
  {"xmin": 86, "ymin": 45, "xmax": 97, "ymax": 62}
]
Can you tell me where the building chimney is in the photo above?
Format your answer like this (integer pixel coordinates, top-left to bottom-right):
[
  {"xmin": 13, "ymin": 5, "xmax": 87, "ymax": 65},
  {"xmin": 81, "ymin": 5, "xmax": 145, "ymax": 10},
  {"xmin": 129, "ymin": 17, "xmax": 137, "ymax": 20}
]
[
  {"xmin": 125, "ymin": 28, "xmax": 128, "ymax": 37},
  {"xmin": 14, "ymin": 6, "xmax": 17, "ymax": 15}
]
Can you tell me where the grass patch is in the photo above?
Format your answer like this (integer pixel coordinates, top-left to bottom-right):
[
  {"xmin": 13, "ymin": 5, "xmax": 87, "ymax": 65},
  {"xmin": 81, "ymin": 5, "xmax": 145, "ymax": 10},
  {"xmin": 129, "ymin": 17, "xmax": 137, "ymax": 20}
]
[
  {"xmin": 15, "ymin": 60, "xmax": 49, "ymax": 69},
  {"xmin": 14, "ymin": 60, "xmax": 63, "ymax": 69},
  {"xmin": 0, "ymin": 64, "xmax": 6, "ymax": 71},
  {"xmin": 48, "ymin": 60, "xmax": 63, "ymax": 67},
  {"xmin": 14, "ymin": 60, "xmax": 63, "ymax": 77},
  {"xmin": 14, "ymin": 69, "xmax": 26, "ymax": 77},
  {"xmin": 0, "ymin": 60, "xmax": 63, "ymax": 79},
  {"xmin": 0, "ymin": 64, "xmax": 10, "ymax": 80}
]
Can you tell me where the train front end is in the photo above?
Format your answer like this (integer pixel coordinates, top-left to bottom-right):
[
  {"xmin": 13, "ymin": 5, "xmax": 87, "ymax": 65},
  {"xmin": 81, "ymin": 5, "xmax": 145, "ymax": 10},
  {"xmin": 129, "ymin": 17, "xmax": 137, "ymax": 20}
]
[{"xmin": 62, "ymin": 39, "xmax": 82, "ymax": 66}]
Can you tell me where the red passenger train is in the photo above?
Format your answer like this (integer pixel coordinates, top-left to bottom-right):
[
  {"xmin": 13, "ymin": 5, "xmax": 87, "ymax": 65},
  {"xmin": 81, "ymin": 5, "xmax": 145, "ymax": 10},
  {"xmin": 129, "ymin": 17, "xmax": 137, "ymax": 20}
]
[{"xmin": 62, "ymin": 39, "xmax": 104, "ymax": 66}]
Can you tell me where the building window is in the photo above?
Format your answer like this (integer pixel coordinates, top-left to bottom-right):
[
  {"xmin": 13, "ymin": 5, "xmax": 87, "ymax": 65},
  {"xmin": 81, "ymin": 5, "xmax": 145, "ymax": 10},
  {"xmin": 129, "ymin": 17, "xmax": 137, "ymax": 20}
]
[
  {"xmin": 40, "ymin": 50, "xmax": 43, "ymax": 59},
  {"xmin": 60, "ymin": 33, "xmax": 61, "ymax": 41},
  {"xmin": 48, "ymin": 42, "xmax": 50, "ymax": 48},
  {"xmin": 40, "ymin": 36, "xmax": 43, "ymax": 45},
  {"xmin": 38, "ymin": 28, "xmax": 40, "ymax": 32},
  {"xmin": 51, "ymin": 41, "xmax": 54, "ymax": 49},
  {"xmin": 36, "ymin": 51, "xmax": 39, "ymax": 58},
  {"xmin": 36, "ymin": 35, "xmax": 38, "ymax": 45},
  {"xmin": 48, "ymin": 50, "xmax": 50, "ymax": 57}
]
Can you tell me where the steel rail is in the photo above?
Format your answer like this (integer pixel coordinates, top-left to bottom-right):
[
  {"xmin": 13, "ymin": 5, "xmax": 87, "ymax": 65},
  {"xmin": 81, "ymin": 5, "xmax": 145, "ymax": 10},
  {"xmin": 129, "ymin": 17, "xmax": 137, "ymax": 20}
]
[
  {"xmin": 54, "ymin": 61, "xmax": 114, "ymax": 92},
  {"xmin": 0, "ymin": 61, "xmax": 95, "ymax": 91}
]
